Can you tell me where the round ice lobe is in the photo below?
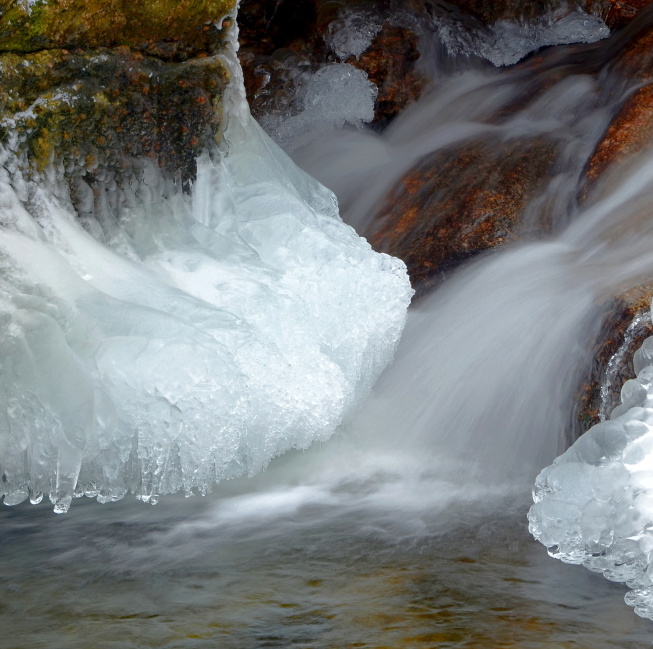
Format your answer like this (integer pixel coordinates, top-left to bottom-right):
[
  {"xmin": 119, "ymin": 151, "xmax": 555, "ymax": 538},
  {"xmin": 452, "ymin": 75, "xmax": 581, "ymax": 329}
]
[
  {"xmin": 302, "ymin": 63, "xmax": 377, "ymax": 127},
  {"xmin": 529, "ymin": 334, "xmax": 653, "ymax": 620},
  {"xmin": 560, "ymin": 421, "xmax": 629, "ymax": 466},
  {"xmin": 634, "ymin": 337, "xmax": 653, "ymax": 375}
]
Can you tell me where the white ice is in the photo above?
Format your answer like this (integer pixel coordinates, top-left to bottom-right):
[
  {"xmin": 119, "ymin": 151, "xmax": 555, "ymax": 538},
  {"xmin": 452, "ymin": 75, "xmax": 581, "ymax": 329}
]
[
  {"xmin": 529, "ymin": 323, "xmax": 653, "ymax": 620},
  {"xmin": 437, "ymin": 8, "xmax": 610, "ymax": 67},
  {"xmin": 0, "ymin": 107, "xmax": 412, "ymax": 513},
  {"xmin": 261, "ymin": 63, "xmax": 378, "ymax": 152}
]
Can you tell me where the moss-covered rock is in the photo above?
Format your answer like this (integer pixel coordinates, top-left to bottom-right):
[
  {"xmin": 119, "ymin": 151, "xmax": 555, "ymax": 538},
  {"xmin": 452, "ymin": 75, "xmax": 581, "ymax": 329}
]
[
  {"xmin": 0, "ymin": 0, "xmax": 236, "ymax": 198},
  {"xmin": 0, "ymin": 47, "xmax": 230, "ymax": 184},
  {"xmin": 0, "ymin": 0, "xmax": 237, "ymax": 61}
]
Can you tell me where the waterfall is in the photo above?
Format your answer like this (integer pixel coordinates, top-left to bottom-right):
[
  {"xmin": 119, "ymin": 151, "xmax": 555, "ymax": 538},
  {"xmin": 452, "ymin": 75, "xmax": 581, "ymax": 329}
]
[{"xmin": 4, "ymin": 1, "xmax": 653, "ymax": 641}]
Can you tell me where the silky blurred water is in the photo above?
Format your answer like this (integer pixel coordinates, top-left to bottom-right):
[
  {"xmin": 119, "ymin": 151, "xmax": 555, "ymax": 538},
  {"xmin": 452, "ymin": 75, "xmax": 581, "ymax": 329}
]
[{"xmin": 2, "ymin": 472, "xmax": 652, "ymax": 649}]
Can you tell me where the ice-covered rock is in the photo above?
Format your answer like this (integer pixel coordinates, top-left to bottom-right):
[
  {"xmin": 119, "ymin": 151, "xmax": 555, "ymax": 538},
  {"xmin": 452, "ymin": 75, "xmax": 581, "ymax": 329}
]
[
  {"xmin": 0, "ymin": 107, "xmax": 412, "ymax": 513},
  {"xmin": 437, "ymin": 8, "xmax": 610, "ymax": 67},
  {"xmin": 529, "ymin": 326, "xmax": 653, "ymax": 619},
  {"xmin": 260, "ymin": 63, "xmax": 378, "ymax": 152},
  {"xmin": 325, "ymin": 8, "xmax": 383, "ymax": 61}
]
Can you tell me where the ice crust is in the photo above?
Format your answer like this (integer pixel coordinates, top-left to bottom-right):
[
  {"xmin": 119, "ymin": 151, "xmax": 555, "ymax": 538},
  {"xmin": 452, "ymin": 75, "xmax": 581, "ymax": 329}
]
[
  {"xmin": 0, "ymin": 110, "xmax": 412, "ymax": 512},
  {"xmin": 529, "ymin": 328, "xmax": 653, "ymax": 619},
  {"xmin": 325, "ymin": 8, "xmax": 383, "ymax": 61},
  {"xmin": 437, "ymin": 8, "xmax": 609, "ymax": 67},
  {"xmin": 261, "ymin": 63, "xmax": 377, "ymax": 152}
]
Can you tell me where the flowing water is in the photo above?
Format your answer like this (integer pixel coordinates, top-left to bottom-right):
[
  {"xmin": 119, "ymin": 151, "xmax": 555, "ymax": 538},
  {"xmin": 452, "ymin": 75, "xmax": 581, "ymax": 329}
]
[{"xmin": 5, "ymin": 6, "xmax": 653, "ymax": 648}]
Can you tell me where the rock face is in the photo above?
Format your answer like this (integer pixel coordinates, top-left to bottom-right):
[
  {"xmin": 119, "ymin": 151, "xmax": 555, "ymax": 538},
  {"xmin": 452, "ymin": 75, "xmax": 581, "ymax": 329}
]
[
  {"xmin": 237, "ymin": 0, "xmax": 428, "ymax": 128},
  {"xmin": 574, "ymin": 285, "xmax": 653, "ymax": 434},
  {"xmin": 368, "ymin": 137, "xmax": 559, "ymax": 296},
  {"xmin": 0, "ymin": 0, "xmax": 237, "ymax": 192}
]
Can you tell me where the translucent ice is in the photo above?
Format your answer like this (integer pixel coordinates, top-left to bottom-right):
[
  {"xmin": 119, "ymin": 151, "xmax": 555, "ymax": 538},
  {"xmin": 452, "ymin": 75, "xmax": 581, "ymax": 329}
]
[
  {"xmin": 325, "ymin": 8, "xmax": 383, "ymax": 61},
  {"xmin": 0, "ymin": 109, "xmax": 412, "ymax": 513},
  {"xmin": 261, "ymin": 63, "xmax": 377, "ymax": 152},
  {"xmin": 529, "ymin": 327, "xmax": 653, "ymax": 619},
  {"xmin": 437, "ymin": 8, "xmax": 610, "ymax": 67}
]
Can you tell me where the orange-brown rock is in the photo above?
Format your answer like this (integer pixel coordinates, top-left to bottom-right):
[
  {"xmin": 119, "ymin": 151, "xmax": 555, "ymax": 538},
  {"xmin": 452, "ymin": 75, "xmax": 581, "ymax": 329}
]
[
  {"xmin": 584, "ymin": 84, "xmax": 653, "ymax": 188},
  {"xmin": 582, "ymin": 13, "xmax": 653, "ymax": 193},
  {"xmin": 585, "ymin": 0, "xmax": 653, "ymax": 28},
  {"xmin": 348, "ymin": 24, "xmax": 424, "ymax": 126},
  {"xmin": 574, "ymin": 283, "xmax": 653, "ymax": 434},
  {"xmin": 367, "ymin": 136, "xmax": 559, "ymax": 296}
]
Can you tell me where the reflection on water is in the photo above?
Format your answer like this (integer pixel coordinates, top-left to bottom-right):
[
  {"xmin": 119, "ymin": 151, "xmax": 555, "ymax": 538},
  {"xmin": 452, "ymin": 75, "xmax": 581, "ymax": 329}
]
[{"xmin": 2, "ymin": 464, "xmax": 652, "ymax": 648}]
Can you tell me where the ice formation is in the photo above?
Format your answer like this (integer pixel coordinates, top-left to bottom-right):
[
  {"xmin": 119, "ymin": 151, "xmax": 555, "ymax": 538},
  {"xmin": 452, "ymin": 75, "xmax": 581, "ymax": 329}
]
[
  {"xmin": 529, "ymin": 324, "xmax": 653, "ymax": 620},
  {"xmin": 325, "ymin": 8, "xmax": 383, "ymax": 61},
  {"xmin": 437, "ymin": 8, "xmax": 610, "ymax": 67},
  {"xmin": 261, "ymin": 63, "xmax": 378, "ymax": 152},
  {"xmin": 0, "ymin": 40, "xmax": 411, "ymax": 514}
]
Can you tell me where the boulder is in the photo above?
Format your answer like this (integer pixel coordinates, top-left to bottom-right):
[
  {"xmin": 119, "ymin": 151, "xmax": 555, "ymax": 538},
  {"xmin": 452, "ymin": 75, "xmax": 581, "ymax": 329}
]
[
  {"xmin": 368, "ymin": 137, "xmax": 559, "ymax": 296},
  {"xmin": 0, "ymin": 0, "xmax": 237, "ymax": 193}
]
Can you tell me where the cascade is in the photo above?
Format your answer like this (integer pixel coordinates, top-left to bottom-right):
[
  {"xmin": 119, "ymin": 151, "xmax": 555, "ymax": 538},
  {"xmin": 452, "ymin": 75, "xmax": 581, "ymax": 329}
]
[{"xmin": 4, "ymin": 0, "xmax": 653, "ymax": 644}]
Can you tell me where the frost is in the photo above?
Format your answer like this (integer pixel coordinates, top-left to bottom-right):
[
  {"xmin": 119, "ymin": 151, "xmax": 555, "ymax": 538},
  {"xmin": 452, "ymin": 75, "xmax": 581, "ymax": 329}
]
[
  {"xmin": 529, "ymin": 322, "xmax": 653, "ymax": 620},
  {"xmin": 0, "ymin": 112, "xmax": 412, "ymax": 512},
  {"xmin": 325, "ymin": 9, "xmax": 383, "ymax": 61},
  {"xmin": 436, "ymin": 8, "xmax": 610, "ymax": 67},
  {"xmin": 261, "ymin": 63, "xmax": 378, "ymax": 152}
]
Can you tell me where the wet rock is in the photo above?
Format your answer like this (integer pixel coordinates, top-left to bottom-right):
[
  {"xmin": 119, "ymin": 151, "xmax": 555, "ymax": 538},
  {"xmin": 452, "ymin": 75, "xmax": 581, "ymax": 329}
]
[
  {"xmin": 573, "ymin": 284, "xmax": 653, "ymax": 435},
  {"xmin": 584, "ymin": 84, "xmax": 653, "ymax": 188},
  {"xmin": 0, "ymin": 1, "xmax": 236, "ymax": 194},
  {"xmin": 348, "ymin": 24, "xmax": 424, "ymax": 126},
  {"xmin": 367, "ymin": 136, "xmax": 559, "ymax": 296},
  {"xmin": 0, "ymin": 0, "xmax": 236, "ymax": 61},
  {"xmin": 585, "ymin": 0, "xmax": 653, "ymax": 28},
  {"xmin": 452, "ymin": 0, "xmax": 653, "ymax": 28},
  {"xmin": 237, "ymin": 0, "xmax": 429, "ymax": 127},
  {"xmin": 582, "ymin": 14, "xmax": 653, "ymax": 193}
]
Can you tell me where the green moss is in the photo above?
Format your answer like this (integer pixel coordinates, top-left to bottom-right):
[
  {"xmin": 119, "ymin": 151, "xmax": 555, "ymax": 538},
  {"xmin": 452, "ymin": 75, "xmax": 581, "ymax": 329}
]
[
  {"xmin": 0, "ymin": 46, "xmax": 231, "ymax": 181},
  {"xmin": 0, "ymin": 0, "xmax": 237, "ymax": 60}
]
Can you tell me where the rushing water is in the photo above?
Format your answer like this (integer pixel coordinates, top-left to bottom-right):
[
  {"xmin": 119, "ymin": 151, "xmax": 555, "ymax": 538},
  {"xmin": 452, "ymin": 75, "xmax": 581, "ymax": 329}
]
[{"xmin": 5, "ymin": 5, "xmax": 653, "ymax": 648}]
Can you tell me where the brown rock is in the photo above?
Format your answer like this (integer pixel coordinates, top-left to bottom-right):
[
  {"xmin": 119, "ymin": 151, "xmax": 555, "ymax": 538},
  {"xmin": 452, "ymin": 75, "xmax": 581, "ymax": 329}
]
[
  {"xmin": 237, "ymin": 0, "xmax": 428, "ymax": 127},
  {"xmin": 348, "ymin": 24, "xmax": 424, "ymax": 126},
  {"xmin": 585, "ymin": 0, "xmax": 653, "ymax": 28},
  {"xmin": 367, "ymin": 136, "xmax": 559, "ymax": 295},
  {"xmin": 452, "ymin": 0, "xmax": 653, "ymax": 28},
  {"xmin": 584, "ymin": 84, "xmax": 653, "ymax": 188},
  {"xmin": 582, "ymin": 15, "xmax": 653, "ymax": 194},
  {"xmin": 574, "ymin": 283, "xmax": 653, "ymax": 434}
]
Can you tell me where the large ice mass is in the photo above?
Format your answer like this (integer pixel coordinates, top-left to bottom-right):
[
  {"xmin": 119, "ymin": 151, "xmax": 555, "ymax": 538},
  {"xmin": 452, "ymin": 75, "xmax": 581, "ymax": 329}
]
[
  {"xmin": 0, "ymin": 91, "xmax": 412, "ymax": 513},
  {"xmin": 529, "ymin": 321, "xmax": 653, "ymax": 620}
]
